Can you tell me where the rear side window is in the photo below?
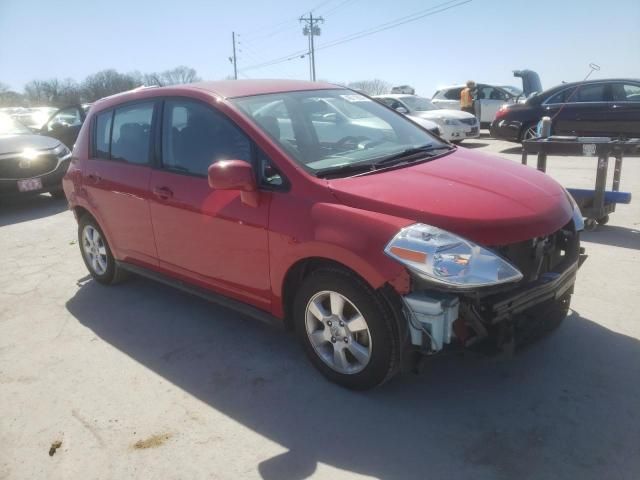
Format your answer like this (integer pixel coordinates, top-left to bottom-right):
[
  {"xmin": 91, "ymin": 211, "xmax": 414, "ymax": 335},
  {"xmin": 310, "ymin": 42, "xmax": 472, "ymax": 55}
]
[
  {"xmin": 444, "ymin": 88, "xmax": 463, "ymax": 100},
  {"xmin": 94, "ymin": 111, "xmax": 112, "ymax": 159},
  {"xmin": 110, "ymin": 102, "xmax": 154, "ymax": 165},
  {"xmin": 162, "ymin": 99, "xmax": 251, "ymax": 176}
]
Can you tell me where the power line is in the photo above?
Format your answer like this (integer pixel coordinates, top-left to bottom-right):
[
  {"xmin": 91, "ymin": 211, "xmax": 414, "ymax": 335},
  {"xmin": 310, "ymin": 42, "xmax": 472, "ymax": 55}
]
[
  {"xmin": 238, "ymin": 0, "xmax": 470, "ymax": 73},
  {"xmin": 319, "ymin": 0, "xmax": 359, "ymax": 17},
  {"xmin": 317, "ymin": 0, "xmax": 471, "ymax": 51}
]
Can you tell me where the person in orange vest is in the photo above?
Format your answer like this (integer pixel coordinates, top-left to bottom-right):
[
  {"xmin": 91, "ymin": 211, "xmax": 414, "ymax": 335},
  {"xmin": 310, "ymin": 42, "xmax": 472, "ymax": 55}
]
[{"xmin": 460, "ymin": 80, "xmax": 476, "ymax": 116}]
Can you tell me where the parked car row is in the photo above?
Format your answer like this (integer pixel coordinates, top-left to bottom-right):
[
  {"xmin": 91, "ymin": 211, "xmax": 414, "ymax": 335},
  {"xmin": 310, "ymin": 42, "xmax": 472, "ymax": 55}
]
[{"xmin": 62, "ymin": 79, "xmax": 585, "ymax": 389}]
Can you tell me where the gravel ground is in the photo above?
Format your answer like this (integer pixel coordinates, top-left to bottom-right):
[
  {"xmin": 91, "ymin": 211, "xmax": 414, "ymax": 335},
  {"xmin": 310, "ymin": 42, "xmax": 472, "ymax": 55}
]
[{"xmin": 1, "ymin": 134, "xmax": 639, "ymax": 480}]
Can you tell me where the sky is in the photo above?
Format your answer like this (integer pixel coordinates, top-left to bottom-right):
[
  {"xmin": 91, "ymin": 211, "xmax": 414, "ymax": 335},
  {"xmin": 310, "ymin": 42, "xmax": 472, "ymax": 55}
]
[{"xmin": 1, "ymin": 0, "xmax": 639, "ymax": 97}]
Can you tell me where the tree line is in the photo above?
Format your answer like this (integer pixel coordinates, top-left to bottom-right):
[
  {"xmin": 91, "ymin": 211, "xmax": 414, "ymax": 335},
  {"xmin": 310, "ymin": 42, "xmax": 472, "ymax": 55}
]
[
  {"xmin": 0, "ymin": 66, "xmax": 201, "ymax": 108},
  {"xmin": 1, "ymin": 70, "xmax": 395, "ymax": 109}
]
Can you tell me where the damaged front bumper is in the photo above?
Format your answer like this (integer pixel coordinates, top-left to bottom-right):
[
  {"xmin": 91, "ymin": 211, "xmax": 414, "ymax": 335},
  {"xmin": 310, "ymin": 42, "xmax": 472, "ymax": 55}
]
[{"xmin": 401, "ymin": 253, "xmax": 587, "ymax": 354}]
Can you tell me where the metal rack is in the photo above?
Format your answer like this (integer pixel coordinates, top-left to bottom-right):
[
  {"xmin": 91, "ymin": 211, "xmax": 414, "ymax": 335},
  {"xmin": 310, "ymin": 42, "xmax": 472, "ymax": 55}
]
[{"xmin": 521, "ymin": 136, "xmax": 638, "ymax": 230}]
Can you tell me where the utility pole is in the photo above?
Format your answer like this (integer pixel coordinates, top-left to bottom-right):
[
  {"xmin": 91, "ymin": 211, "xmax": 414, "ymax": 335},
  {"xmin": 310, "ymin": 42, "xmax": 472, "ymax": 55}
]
[
  {"xmin": 230, "ymin": 31, "xmax": 238, "ymax": 80},
  {"xmin": 300, "ymin": 13, "xmax": 324, "ymax": 81}
]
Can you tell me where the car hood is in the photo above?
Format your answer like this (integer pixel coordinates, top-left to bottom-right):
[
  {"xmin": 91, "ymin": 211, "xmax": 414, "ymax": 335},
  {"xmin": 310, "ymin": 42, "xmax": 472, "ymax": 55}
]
[
  {"xmin": 327, "ymin": 148, "xmax": 572, "ymax": 245},
  {"xmin": 405, "ymin": 116, "xmax": 439, "ymax": 130},
  {"xmin": 0, "ymin": 134, "xmax": 60, "ymax": 156},
  {"xmin": 412, "ymin": 110, "xmax": 477, "ymax": 121}
]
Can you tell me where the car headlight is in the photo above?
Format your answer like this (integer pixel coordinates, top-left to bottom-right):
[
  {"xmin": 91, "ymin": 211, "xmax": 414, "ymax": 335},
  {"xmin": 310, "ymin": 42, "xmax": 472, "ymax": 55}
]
[
  {"xmin": 564, "ymin": 189, "xmax": 584, "ymax": 232},
  {"xmin": 53, "ymin": 144, "xmax": 71, "ymax": 159},
  {"xmin": 385, "ymin": 223, "xmax": 523, "ymax": 288}
]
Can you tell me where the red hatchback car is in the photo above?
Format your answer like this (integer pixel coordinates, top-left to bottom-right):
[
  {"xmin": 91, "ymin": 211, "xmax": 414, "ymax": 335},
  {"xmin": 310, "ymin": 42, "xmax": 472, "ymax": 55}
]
[{"xmin": 63, "ymin": 80, "xmax": 585, "ymax": 389}]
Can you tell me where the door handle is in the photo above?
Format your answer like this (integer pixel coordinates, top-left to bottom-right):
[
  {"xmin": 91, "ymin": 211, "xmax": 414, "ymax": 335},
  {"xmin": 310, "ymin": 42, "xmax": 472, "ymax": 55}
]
[
  {"xmin": 153, "ymin": 186, "xmax": 173, "ymax": 199},
  {"xmin": 86, "ymin": 173, "xmax": 102, "ymax": 184}
]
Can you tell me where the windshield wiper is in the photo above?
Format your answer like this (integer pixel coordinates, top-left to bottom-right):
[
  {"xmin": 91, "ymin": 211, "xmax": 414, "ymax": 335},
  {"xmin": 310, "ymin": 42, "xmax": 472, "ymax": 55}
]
[
  {"xmin": 373, "ymin": 144, "xmax": 451, "ymax": 168},
  {"xmin": 315, "ymin": 162, "xmax": 375, "ymax": 178}
]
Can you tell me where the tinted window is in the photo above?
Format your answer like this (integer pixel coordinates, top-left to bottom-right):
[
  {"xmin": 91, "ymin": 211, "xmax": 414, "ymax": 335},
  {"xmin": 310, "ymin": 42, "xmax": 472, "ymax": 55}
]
[
  {"xmin": 94, "ymin": 111, "xmax": 112, "ymax": 160},
  {"xmin": 162, "ymin": 99, "xmax": 251, "ymax": 176},
  {"xmin": 612, "ymin": 83, "xmax": 640, "ymax": 102},
  {"xmin": 110, "ymin": 102, "xmax": 154, "ymax": 164},
  {"xmin": 546, "ymin": 87, "xmax": 576, "ymax": 104},
  {"xmin": 575, "ymin": 84, "xmax": 607, "ymax": 102}
]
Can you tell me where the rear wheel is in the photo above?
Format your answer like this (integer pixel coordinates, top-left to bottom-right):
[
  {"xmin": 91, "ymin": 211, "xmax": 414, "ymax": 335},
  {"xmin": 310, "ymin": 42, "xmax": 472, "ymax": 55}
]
[
  {"xmin": 78, "ymin": 216, "xmax": 127, "ymax": 285},
  {"xmin": 294, "ymin": 268, "xmax": 400, "ymax": 390},
  {"xmin": 521, "ymin": 123, "xmax": 538, "ymax": 141}
]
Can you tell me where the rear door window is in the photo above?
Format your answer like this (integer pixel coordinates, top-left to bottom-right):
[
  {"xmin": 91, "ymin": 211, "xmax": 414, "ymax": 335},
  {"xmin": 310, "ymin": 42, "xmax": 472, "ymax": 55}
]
[
  {"xmin": 110, "ymin": 102, "xmax": 155, "ymax": 165},
  {"xmin": 612, "ymin": 83, "xmax": 640, "ymax": 102}
]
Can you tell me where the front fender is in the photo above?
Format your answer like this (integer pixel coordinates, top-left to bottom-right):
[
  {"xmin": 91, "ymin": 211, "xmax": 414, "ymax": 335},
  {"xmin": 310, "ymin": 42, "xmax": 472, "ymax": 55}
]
[{"xmin": 268, "ymin": 200, "xmax": 413, "ymax": 318}]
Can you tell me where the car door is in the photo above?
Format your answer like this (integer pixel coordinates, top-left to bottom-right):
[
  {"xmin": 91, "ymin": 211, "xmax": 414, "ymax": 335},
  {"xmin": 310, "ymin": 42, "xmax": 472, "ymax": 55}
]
[
  {"xmin": 83, "ymin": 101, "xmax": 158, "ymax": 267},
  {"xmin": 609, "ymin": 82, "xmax": 640, "ymax": 137},
  {"xmin": 41, "ymin": 105, "xmax": 86, "ymax": 149},
  {"xmin": 476, "ymin": 85, "xmax": 508, "ymax": 123},
  {"xmin": 148, "ymin": 97, "xmax": 272, "ymax": 310},
  {"xmin": 553, "ymin": 83, "xmax": 611, "ymax": 136}
]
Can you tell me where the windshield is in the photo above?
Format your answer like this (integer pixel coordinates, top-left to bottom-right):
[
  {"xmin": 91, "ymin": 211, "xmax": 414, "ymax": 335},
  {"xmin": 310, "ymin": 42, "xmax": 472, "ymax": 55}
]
[
  {"xmin": 399, "ymin": 96, "xmax": 440, "ymax": 111},
  {"xmin": 0, "ymin": 113, "xmax": 32, "ymax": 135},
  {"xmin": 233, "ymin": 89, "xmax": 447, "ymax": 175},
  {"xmin": 499, "ymin": 85, "xmax": 522, "ymax": 97}
]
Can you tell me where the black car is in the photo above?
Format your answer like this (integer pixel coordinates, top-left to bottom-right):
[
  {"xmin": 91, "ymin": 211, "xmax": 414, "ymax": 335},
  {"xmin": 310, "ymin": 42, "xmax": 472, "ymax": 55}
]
[
  {"xmin": 0, "ymin": 113, "xmax": 72, "ymax": 199},
  {"xmin": 490, "ymin": 78, "xmax": 640, "ymax": 142}
]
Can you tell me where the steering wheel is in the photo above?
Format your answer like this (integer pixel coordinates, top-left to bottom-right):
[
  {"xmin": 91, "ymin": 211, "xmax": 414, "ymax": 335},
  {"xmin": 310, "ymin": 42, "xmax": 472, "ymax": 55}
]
[{"xmin": 335, "ymin": 135, "xmax": 368, "ymax": 147}]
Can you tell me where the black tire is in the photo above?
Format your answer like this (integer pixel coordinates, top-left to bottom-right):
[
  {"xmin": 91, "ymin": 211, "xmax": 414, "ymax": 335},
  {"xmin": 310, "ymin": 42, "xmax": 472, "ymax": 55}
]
[
  {"xmin": 596, "ymin": 215, "xmax": 609, "ymax": 225},
  {"xmin": 78, "ymin": 215, "xmax": 127, "ymax": 285},
  {"xmin": 293, "ymin": 267, "xmax": 400, "ymax": 390},
  {"xmin": 49, "ymin": 188, "xmax": 66, "ymax": 199}
]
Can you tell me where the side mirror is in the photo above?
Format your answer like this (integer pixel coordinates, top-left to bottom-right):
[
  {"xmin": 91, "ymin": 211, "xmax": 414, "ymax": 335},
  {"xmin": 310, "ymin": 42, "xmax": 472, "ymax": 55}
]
[
  {"xmin": 208, "ymin": 160, "xmax": 260, "ymax": 207},
  {"xmin": 395, "ymin": 106, "xmax": 408, "ymax": 114}
]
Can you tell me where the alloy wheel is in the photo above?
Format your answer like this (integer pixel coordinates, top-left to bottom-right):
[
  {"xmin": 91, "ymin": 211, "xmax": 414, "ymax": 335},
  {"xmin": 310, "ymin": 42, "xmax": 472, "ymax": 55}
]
[
  {"xmin": 82, "ymin": 225, "xmax": 108, "ymax": 275},
  {"xmin": 305, "ymin": 290, "xmax": 372, "ymax": 374},
  {"xmin": 523, "ymin": 125, "xmax": 538, "ymax": 140}
]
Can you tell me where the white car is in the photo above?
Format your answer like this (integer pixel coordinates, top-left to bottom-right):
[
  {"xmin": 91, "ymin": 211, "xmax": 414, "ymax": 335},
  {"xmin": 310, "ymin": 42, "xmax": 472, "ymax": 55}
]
[
  {"xmin": 431, "ymin": 84, "xmax": 515, "ymax": 127},
  {"xmin": 374, "ymin": 94, "xmax": 479, "ymax": 143}
]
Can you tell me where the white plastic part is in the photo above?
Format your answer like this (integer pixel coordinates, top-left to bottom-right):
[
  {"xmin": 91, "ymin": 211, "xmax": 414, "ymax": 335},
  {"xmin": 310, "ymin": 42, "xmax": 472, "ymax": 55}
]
[{"xmin": 403, "ymin": 292, "xmax": 459, "ymax": 352}]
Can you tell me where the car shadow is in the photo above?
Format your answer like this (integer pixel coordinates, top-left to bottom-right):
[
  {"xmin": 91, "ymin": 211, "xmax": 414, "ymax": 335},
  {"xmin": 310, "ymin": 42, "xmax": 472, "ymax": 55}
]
[
  {"xmin": 582, "ymin": 225, "xmax": 640, "ymax": 250},
  {"xmin": 500, "ymin": 145, "xmax": 524, "ymax": 154},
  {"xmin": 66, "ymin": 276, "xmax": 640, "ymax": 479},
  {"xmin": 459, "ymin": 141, "xmax": 489, "ymax": 149},
  {"xmin": 0, "ymin": 194, "xmax": 67, "ymax": 227}
]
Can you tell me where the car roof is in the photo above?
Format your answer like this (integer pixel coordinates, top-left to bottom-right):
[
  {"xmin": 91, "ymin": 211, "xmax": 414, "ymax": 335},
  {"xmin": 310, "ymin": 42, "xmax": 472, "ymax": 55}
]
[
  {"xmin": 540, "ymin": 77, "xmax": 640, "ymax": 94},
  {"xmin": 94, "ymin": 79, "xmax": 342, "ymax": 106}
]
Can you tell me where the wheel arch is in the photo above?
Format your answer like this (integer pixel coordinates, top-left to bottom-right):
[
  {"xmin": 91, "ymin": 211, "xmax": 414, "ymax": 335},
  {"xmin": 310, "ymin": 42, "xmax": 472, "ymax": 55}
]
[{"xmin": 279, "ymin": 256, "xmax": 409, "ymax": 331}]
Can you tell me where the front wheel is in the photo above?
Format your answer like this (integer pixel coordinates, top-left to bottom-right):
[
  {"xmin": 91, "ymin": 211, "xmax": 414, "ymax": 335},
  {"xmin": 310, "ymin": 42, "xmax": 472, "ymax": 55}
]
[{"xmin": 294, "ymin": 268, "xmax": 400, "ymax": 390}]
